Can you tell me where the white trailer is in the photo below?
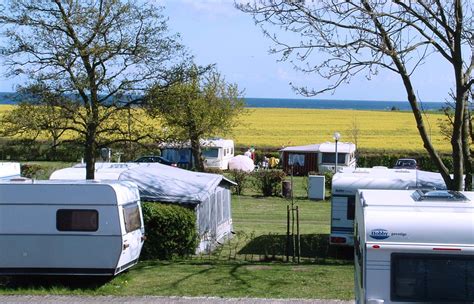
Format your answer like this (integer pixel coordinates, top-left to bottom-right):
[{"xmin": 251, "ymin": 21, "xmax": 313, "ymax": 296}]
[
  {"xmin": 0, "ymin": 180, "xmax": 145, "ymax": 276},
  {"xmin": 355, "ymin": 189, "xmax": 474, "ymax": 303},
  {"xmin": 330, "ymin": 167, "xmax": 446, "ymax": 246},
  {"xmin": 161, "ymin": 138, "xmax": 234, "ymax": 170},
  {"xmin": 0, "ymin": 162, "xmax": 21, "ymax": 180}
]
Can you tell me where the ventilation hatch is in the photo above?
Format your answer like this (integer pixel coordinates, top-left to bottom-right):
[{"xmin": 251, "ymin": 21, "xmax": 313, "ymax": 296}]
[{"xmin": 412, "ymin": 190, "xmax": 469, "ymax": 202}]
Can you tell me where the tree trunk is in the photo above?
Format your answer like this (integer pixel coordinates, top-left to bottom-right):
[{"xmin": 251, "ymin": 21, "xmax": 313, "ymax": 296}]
[
  {"xmin": 462, "ymin": 95, "xmax": 472, "ymax": 190},
  {"xmin": 85, "ymin": 124, "xmax": 97, "ymax": 180},
  {"xmin": 191, "ymin": 137, "xmax": 204, "ymax": 172}
]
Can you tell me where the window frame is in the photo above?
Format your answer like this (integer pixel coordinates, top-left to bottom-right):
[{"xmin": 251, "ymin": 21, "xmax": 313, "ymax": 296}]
[
  {"xmin": 123, "ymin": 203, "xmax": 142, "ymax": 233},
  {"xmin": 56, "ymin": 209, "xmax": 99, "ymax": 232},
  {"xmin": 391, "ymin": 253, "xmax": 474, "ymax": 302}
]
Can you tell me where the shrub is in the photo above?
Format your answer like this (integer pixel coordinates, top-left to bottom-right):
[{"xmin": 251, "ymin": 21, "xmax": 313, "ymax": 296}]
[
  {"xmin": 324, "ymin": 171, "xmax": 334, "ymax": 190},
  {"xmin": 251, "ymin": 169, "xmax": 286, "ymax": 196},
  {"xmin": 21, "ymin": 164, "xmax": 46, "ymax": 179},
  {"xmin": 141, "ymin": 202, "xmax": 198, "ymax": 260},
  {"xmin": 227, "ymin": 169, "xmax": 250, "ymax": 195}
]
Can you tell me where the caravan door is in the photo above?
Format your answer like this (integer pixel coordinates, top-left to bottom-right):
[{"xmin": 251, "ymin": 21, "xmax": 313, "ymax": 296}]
[{"xmin": 116, "ymin": 202, "xmax": 144, "ymax": 273}]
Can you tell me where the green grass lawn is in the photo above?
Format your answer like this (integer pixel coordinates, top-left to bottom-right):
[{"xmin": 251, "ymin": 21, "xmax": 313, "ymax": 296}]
[{"xmin": 0, "ymin": 175, "xmax": 354, "ymax": 299}]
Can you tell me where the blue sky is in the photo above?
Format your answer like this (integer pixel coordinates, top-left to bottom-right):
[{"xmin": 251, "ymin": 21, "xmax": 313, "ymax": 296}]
[{"xmin": 0, "ymin": 0, "xmax": 454, "ymax": 102}]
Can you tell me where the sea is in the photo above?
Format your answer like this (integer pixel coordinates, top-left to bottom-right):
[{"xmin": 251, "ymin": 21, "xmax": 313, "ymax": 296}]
[{"xmin": 0, "ymin": 92, "xmax": 447, "ymax": 111}]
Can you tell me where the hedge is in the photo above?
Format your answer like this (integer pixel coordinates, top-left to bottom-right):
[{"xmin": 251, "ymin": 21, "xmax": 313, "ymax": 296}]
[{"xmin": 141, "ymin": 202, "xmax": 198, "ymax": 260}]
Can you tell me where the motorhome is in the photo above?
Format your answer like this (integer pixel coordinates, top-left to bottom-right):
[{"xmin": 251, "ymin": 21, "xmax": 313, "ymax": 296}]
[
  {"xmin": 330, "ymin": 167, "xmax": 446, "ymax": 246},
  {"xmin": 0, "ymin": 180, "xmax": 145, "ymax": 276},
  {"xmin": 160, "ymin": 139, "xmax": 234, "ymax": 170},
  {"xmin": 354, "ymin": 189, "xmax": 474, "ymax": 303}
]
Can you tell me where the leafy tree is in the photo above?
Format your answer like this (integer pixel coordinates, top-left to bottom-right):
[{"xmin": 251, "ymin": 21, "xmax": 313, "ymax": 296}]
[
  {"xmin": 0, "ymin": 0, "xmax": 187, "ymax": 178},
  {"xmin": 238, "ymin": 1, "xmax": 473, "ymax": 190},
  {"xmin": 147, "ymin": 67, "xmax": 245, "ymax": 171}
]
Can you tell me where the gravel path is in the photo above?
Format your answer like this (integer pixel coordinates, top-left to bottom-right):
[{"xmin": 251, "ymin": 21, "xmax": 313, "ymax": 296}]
[{"xmin": 0, "ymin": 296, "xmax": 355, "ymax": 304}]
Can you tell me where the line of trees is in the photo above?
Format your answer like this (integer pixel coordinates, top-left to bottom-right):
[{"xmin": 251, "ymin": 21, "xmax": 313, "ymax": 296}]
[{"xmin": 0, "ymin": 0, "xmax": 244, "ymax": 178}]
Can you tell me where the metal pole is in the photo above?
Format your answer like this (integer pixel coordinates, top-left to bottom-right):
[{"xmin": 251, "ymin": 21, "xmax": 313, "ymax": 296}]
[{"xmin": 335, "ymin": 139, "xmax": 338, "ymax": 173}]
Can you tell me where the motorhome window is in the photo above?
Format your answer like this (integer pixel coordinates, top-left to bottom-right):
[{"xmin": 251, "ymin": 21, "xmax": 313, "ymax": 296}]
[
  {"xmin": 231, "ymin": 148, "xmax": 234, "ymax": 155},
  {"xmin": 321, "ymin": 153, "xmax": 346, "ymax": 164},
  {"xmin": 203, "ymin": 148, "xmax": 219, "ymax": 158},
  {"xmin": 123, "ymin": 204, "xmax": 141, "ymax": 233},
  {"xmin": 288, "ymin": 154, "xmax": 305, "ymax": 166},
  {"xmin": 57, "ymin": 209, "xmax": 98, "ymax": 232},
  {"xmin": 391, "ymin": 254, "xmax": 474, "ymax": 301},
  {"xmin": 347, "ymin": 196, "xmax": 355, "ymax": 220}
]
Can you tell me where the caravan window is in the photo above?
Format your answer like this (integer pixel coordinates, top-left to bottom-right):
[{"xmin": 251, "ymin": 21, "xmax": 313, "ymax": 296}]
[
  {"xmin": 321, "ymin": 153, "xmax": 346, "ymax": 164},
  {"xmin": 347, "ymin": 196, "xmax": 355, "ymax": 220},
  {"xmin": 123, "ymin": 204, "xmax": 141, "ymax": 233},
  {"xmin": 203, "ymin": 148, "xmax": 219, "ymax": 158},
  {"xmin": 391, "ymin": 253, "xmax": 474, "ymax": 301},
  {"xmin": 57, "ymin": 209, "xmax": 98, "ymax": 232},
  {"xmin": 288, "ymin": 154, "xmax": 305, "ymax": 166}
]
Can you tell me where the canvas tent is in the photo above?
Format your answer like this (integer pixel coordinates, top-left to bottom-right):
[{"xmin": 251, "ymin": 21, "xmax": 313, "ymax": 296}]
[
  {"xmin": 0, "ymin": 162, "xmax": 21, "ymax": 180},
  {"xmin": 50, "ymin": 162, "xmax": 235, "ymax": 253}
]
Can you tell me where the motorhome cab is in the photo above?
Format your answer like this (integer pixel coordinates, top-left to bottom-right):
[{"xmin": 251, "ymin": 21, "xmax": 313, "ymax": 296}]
[
  {"xmin": 355, "ymin": 189, "xmax": 474, "ymax": 303},
  {"xmin": 330, "ymin": 167, "xmax": 446, "ymax": 246},
  {"xmin": 0, "ymin": 180, "xmax": 145, "ymax": 276}
]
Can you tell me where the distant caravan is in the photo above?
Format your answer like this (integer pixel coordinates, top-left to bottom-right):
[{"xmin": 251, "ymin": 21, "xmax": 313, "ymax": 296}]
[
  {"xmin": 354, "ymin": 189, "xmax": 474, "ymax": 303},
  {"xmin": 160, "ymin": 138, "xmax": 234, "ymax": 170},
  {"xmin": 0, "ymin": 180, "xmax": 145, "ymax": 276},
  {"xmin": 330, "ymin": 167, "xmax": 446, "ymax": 246}
]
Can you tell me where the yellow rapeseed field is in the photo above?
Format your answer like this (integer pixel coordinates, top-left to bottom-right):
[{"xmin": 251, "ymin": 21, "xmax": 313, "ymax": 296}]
[
  {"xmin": 0, "ymin": 105, "xmax": 450, "ymax": 152},
  {"xmin": 234, "ymin": 108, "xmax": 449, "ymax": 152}
]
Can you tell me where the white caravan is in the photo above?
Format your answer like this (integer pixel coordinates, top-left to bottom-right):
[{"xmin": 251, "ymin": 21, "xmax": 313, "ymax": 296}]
[
  {"xmin": 330, "ymin": 167, "xmax": 446, "ymax": 246},
  {"xmin": 355, "ymin": 189, "xmax": 474, "ymax": 303},
  {"xmin": 161, "ymin": 138, "xmax": 234, "ymax": 170},
  {"xmin": 0, "ymin": 162, "xmax": 21, "ymax": 180},
  {"xmin": 0, "ymin": 180, "xmax": 145, "ymax": 276}
]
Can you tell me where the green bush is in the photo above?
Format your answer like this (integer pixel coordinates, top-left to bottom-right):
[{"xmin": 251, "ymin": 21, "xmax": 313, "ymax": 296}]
[
  {"xmin": 251, "ymin": 169, "xmax": 286, "ymax": 196},
  {"xmin": 227, "ymin": 169, "xmax": 250, "ymax": 195},
  {"xmin": 21, "ymin": 164, "xmax": 46, "ymax": 179},
  {"xmin": 324, "ymin": 171, "xmax": 334, "ymax": 190},
  {"xmin": 141, "ymin": 202, "xmax": 198, "ymax": 260}
]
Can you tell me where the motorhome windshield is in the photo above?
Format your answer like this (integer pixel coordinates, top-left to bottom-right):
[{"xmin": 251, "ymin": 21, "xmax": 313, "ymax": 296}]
[{"xmin": 202, "ymin": 148, "xmax": 219, "ymax": 158}]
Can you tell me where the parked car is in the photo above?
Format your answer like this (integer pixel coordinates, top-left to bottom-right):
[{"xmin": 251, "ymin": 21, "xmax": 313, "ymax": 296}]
[
  {"xmin": 393, "ymin": 158, "xmax": 418, "ymax": 169},
  {"xmin": 134, "ymin": 156, "xmax": 177, "ymax": 166}
]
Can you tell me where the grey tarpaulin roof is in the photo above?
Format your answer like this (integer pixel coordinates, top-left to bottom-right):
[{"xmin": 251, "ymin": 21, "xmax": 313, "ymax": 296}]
[{"xmin": 118, "ymin": 163, "xmax": 236, "ymax": 205}]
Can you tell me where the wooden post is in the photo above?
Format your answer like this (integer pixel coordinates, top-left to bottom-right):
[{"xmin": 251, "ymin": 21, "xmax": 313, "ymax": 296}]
[
  {"xmin": 286, "ymin": 204, "xmax": 290, "ymax": 262},
  {"xmin": 296, "ymin": 206, "xmax": 300, "ymax": 264}
]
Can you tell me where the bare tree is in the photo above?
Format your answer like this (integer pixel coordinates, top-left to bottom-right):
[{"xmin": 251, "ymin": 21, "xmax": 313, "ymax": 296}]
[
  {"xmin": 237, "ymin": 0, "xmax": 473, "ymax": 190},
  {"xmin": 0, "ymin": 0, "xmax": 187, "ymax": 179}
]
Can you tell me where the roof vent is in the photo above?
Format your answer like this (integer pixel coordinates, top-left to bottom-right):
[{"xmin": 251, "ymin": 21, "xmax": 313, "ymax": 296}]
[{"xmin": 412, "ymin": 189, "xmax": 469, "ymax": 202}]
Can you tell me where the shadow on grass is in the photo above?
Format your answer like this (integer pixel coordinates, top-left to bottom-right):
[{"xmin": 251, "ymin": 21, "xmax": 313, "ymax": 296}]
[
  {"xmin": 0, "ymin": 275, "xmax": 113, "ymax": 290},
  {"xmin": 238, "ymin": 233, "xmax": 353, "ymax": 264}
]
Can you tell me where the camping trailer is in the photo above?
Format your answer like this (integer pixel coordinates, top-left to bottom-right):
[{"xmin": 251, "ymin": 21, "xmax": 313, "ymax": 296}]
[
  {"xmin": 160, "ymin": 139, "xmax": 234, "ymax": 170},
  {"xmin": 354, "ymin": 189, "xmax": 474, "ymax": 303},
  {"xmin": 0, "ymin": 162, "xmax": 21, "ymax": 180},
  {"xmin": 330, "ymin": 167, "xmax": 446, "ymax": 246},
  {"xmin": 0, "ymin": 180, "xmax": 145, "ymax": 276},
  {"xmin": 280, "ymin": 142, "xmax": 356, "ymax": 175},
  {"xmin": 50, "ymin": 162, "xmax": 235, "ymax": 253}
]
